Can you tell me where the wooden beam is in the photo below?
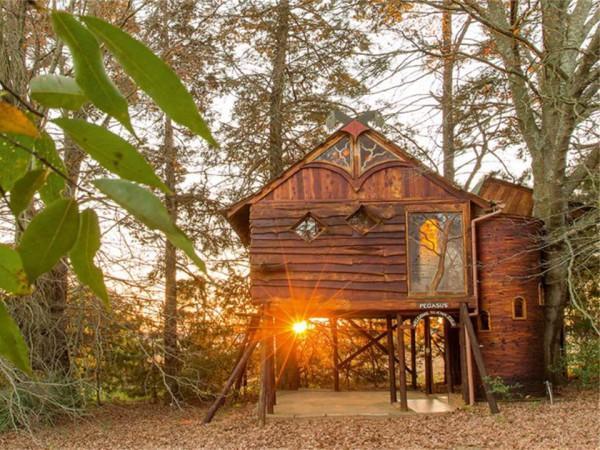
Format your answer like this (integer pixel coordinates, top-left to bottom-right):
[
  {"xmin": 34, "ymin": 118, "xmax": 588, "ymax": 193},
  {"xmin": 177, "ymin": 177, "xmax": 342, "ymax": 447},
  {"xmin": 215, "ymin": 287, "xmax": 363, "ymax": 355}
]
[
  {"xmin": 396, "ymin": 314, "xmax": 409, "ymax": 411},
  {"xmin": 424, "ymin": 317, "xmax": 433, "ymax": 394},
  {"xmin": 410, "ymin": 327, "xmax": 417, "ymax": 389},
  {"xmin": 444, "ymin": 319, "xmax": 453, "ymax": 394},
  {"xmin": 460, "ymin": 304, "xmax": 500, "ymax": 414},
  {"xmin": 203, "ymin": 339, "xmax": 258, "ymax": 424},
  {"xmin": 267, "ymin": 318, "xmax": 275, "ymax": 413},
  {"xmin": 386, "ymin": 315, "xmax": 397, "ymax": 404},
  {"xmin": 465, "ymin": 328, "xmax": 475, "ymax": 405},
  {"xmin": 348, "ymin": 319, "xmax": 401, "ymax": 364},
  {"xmin": 337, "ymin": 325, "xmax": 397, "ymax": 369},
  {"xmin": 258, "ymin": 312, "xmax": 270, "ymax": 426},
  {"xmin": 459, "ymin": 312, "xmax": 469, "ymax": 403},
  {"xmin": 331, "ymin": 318, "xmax": 340, "ymax": 392}
]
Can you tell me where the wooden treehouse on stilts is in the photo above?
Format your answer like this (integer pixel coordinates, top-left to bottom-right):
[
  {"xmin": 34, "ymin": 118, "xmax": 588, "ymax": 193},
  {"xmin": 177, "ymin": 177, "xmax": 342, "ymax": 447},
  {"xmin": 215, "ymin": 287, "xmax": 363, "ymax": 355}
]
[{"xmin": 205, "ymin": 118, "xmax": 546, "ymax": 424}]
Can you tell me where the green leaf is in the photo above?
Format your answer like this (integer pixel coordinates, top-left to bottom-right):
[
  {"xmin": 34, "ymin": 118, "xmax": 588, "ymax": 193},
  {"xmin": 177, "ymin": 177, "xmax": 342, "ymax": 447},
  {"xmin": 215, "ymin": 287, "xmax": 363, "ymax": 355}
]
[
  {"xmin": 53, "ymin": 118, "xmax": 169, "ymax": 193},
  {"xmin": 81, "ymin": 16, "xmax": 216, "ymax": 146},
  {"xmin": 33, "ymin": 132, "xmax": 66, "ymax": 204},
  {"xmin": 0, "ymin": 244, "xmax": 31, "ymax": 295},
  {"xmin": 18, "ymin": 199, "xmax": 80, "ymax": 281},
  {"xmin": 70, "ymin": 209, "xmax": 109, "ymax": 309},
  {"xmin": 0, "ymin": 135, "xmax": 32, "ymax": 192},
  {"xmin": 93, "ymin": 179, "xmax": 205, "ymax": 272},
  {"xmin": 9, "ymin": 169, "xmax": 48, "ymax": 217},
  {"xmin": 50, "ymin": 12, "xmax": 133, "ymax": 133},
  {"xmin": 30, "ymin": 74, "xmax": 88, "ymax": 111},
  {"xmin": 0, "ymin": 301, "xmax": 31, "ymax": 374}
]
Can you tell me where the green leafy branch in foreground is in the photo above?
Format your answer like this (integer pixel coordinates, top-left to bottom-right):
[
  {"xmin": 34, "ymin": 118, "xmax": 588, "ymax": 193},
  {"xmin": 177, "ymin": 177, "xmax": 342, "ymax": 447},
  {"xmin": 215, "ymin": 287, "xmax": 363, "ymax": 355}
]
[{"xmin": 0, "ymin": 10, "xmax": 215, "ymax": 374}]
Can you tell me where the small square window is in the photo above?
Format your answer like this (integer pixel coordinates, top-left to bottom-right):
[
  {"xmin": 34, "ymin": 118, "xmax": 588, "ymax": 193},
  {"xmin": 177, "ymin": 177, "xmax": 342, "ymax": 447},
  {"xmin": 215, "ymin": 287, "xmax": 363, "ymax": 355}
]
[
  {"xmin": 292, "ymin": 214, "xmax": 324, "ymax": 242},
  {"xmin": 346, "ymin": 205, "xmax": 379, "ymax": 234}
]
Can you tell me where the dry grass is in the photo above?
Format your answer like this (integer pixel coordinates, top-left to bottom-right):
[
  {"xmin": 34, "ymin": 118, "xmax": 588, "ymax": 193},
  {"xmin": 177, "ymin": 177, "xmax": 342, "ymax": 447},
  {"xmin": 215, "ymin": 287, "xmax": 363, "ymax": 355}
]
[{"xmin": 0, "ymin": 388, "xmax": 598, "ymax": 449}]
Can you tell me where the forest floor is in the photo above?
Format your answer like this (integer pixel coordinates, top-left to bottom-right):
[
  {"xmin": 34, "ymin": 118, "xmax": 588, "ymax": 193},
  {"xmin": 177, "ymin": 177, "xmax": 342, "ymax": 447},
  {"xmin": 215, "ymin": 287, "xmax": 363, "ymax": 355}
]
[{"xmin": 0, "ymin": 387, "xmax": 597, "ymax": 449}]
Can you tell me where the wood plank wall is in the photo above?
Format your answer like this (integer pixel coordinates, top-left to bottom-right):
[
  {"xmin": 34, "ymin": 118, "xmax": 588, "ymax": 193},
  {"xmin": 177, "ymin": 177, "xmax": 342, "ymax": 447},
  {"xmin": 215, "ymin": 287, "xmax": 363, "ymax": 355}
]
[{"xmin": 249, "ymin": 165, "xmax": 475, "ymax": 314}]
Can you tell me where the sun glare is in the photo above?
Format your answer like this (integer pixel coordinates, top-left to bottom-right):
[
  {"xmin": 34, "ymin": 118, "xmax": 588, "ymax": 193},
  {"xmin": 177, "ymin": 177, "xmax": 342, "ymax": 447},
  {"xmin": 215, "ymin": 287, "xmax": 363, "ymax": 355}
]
[{"xmin": 292, "ymin": 320, "xmax": 308, "ymax": 335}]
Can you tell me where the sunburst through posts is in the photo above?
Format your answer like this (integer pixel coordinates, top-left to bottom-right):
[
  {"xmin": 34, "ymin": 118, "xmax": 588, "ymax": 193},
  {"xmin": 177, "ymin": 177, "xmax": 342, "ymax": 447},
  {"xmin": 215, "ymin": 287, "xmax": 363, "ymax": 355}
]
[{"xmin": 292, "ymin": 320, "xmax": 308, "ymax": 335}]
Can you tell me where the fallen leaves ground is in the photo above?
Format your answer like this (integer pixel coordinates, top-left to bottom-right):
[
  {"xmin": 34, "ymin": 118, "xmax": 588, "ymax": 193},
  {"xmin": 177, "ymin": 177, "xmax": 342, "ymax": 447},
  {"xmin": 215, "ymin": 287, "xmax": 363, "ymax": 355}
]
[{"xmin": 1, "ymin": 388, "xmax": 598, "ymax": 449}]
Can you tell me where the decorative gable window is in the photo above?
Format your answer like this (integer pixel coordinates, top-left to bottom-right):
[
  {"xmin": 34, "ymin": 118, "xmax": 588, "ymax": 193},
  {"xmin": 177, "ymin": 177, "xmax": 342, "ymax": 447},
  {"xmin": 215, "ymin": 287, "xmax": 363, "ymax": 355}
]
[
  {"xmin": 292, "ymin": 214, "xmax": 324, "ymax": 242},
  {"xmin": 407, "ymin": 211, "xmax": 466, "ymax": 295},
  {"xmin": 313, "ymin": 133, "xmax": 401, "ymax": 177},
  {"xmin": 314, "ymin": 136, "xmax": 353, "ymax": 174},
  {"xmin": 346, "ymin": 205, "xmax": 379, "ymax": 234},
  {"xmin": 358, "ymin": 135, "xmax": 399, "ymax": 175}
]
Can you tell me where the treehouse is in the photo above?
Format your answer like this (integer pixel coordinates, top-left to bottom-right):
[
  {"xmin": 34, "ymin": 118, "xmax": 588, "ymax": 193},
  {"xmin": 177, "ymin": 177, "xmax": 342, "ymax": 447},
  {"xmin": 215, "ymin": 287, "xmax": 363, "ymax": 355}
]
[{"xmin": 215, "ymin": 119, "xmax": 545, "ymax": 421}]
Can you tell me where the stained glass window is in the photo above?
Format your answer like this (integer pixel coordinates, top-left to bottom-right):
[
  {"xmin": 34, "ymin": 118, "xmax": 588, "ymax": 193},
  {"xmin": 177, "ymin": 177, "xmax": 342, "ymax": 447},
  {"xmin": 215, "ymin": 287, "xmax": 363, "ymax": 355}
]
[
  {"xmin": 346, "ymin": 205, "xmax": 379, "ymax": 234},
  {"xmin": 314, "ymin": 136, "xmax": 353, "ymax": 173},
  {"xmin": 358, "ymin": 135, "xmax": 399, "ymax": 174},
  {"xmin": 408, "ymin": 212, "xmax": 465, "ymax": 294},
  {"xmin": 293, "ymin": 214, "xmax": 324, "ymax": 241}
]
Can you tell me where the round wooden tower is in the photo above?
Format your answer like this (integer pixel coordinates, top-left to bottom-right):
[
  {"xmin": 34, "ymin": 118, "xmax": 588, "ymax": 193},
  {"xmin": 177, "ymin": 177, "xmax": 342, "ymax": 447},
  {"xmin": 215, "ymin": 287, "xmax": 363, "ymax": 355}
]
[{"xmin": 476, "ymin": 215, "xmax": 545, "ymax": 393}]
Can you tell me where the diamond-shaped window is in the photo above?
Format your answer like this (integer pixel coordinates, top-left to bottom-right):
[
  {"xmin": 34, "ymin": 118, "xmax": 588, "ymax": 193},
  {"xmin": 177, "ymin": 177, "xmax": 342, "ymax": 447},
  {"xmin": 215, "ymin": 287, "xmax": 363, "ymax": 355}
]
[
  {"xmin": 346, "ymin": 205, "xmax": 379, "ymax": 234},
  {"xmin": 293, "ymin": 214, "xmax": 324, "ymax": 242}
]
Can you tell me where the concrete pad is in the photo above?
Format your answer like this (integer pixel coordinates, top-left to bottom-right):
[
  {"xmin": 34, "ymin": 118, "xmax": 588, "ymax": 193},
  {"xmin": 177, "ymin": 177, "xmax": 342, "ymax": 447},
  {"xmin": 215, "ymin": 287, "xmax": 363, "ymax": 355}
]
[{"xmin": 271, "ymin": 389, "xmax": 457, "ymax": 418}]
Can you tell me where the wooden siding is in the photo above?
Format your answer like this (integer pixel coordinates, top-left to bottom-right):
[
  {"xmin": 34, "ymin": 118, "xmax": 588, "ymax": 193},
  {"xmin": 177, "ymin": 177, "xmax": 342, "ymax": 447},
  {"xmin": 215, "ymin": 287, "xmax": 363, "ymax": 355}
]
[
  {"xmin": 264, "ymin": 166, "xmax": 456, "ymax": 202},
  {"xmin": 477, "ymin": 177, "xmax": 534, "ymax": 216},
  {"xmin": 476, "ymin": 215, "xmax": 545, "ymax": 391}
]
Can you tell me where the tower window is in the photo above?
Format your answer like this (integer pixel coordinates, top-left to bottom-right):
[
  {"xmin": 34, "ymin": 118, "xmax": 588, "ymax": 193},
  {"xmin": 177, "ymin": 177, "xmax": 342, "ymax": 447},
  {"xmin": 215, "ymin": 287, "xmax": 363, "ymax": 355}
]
[
  {"xmin": 479, "ymin": 310, "xmax": 491, "ymax": 331},
  {"xmin": 512, "ymin": 297, "xmax": 527, "ymax": 320}
]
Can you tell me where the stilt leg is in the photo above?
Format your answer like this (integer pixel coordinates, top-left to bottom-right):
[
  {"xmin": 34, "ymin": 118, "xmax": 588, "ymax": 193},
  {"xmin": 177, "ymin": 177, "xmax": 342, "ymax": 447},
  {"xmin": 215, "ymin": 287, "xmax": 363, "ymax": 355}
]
[
  {"xmin": 424, "ymin": 317, "xmax": 433, "ymax": 394},
  {"xmin": 410, "ymin": 326, "xmax": 417, "ymax": 389},
  {"xmin": 396, "ymin": 314, "xmax": 408, "ymax": 411},
  {"xmin": 444, "ymin": 319, "xmax": 453, "ymax": 394},
  {"xmin": 331, "ymin": 317, "xmax": 340, "ymax": 392},
  {"xmin": 386, "ymin": 315, "xmax": 397, "ymax": 403},
  {"xmin": 459, "ymin": 313, "xmax": 469, "ymax": 404}
]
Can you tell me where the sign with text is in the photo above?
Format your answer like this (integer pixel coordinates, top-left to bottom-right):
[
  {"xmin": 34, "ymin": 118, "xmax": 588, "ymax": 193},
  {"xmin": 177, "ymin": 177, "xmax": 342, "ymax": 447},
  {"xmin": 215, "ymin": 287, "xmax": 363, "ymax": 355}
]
[{"xmin": 412, "ymin": 310, "xmax": 458, "ymax": 328}]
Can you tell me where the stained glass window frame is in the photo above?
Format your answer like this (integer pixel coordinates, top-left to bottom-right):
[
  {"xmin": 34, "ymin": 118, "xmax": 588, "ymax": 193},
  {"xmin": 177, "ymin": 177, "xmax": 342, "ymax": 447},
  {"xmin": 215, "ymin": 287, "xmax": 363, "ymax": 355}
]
[
  {"xmin": 313, "ymin": 135, "xmax": 353, "ymax": 174},
  {"xmin": 291, "ymin": 213, "xmax": 325, "ymax": 242},
  {"xmin": 357, "ymin": 134, "xmax": 400, "ymax": 176},
  {"xmin": 406, "ymin": 209, "xmax": 468, "ymax": 296}
]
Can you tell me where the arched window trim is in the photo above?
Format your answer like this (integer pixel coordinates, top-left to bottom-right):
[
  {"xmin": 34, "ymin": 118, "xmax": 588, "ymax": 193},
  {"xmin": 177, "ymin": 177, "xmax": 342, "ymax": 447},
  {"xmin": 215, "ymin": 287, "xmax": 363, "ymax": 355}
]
[
  {"xmin": 479, "ymin": 310, "xmax": 491, "ymax": 331},
  {"xmin": 512, "ymin": 296, "xmax": 527, "ymax": 320}
]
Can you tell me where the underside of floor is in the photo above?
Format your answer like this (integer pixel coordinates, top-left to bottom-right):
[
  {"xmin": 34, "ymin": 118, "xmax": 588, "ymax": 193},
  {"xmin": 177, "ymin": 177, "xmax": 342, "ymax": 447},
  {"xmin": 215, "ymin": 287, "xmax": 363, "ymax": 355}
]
[{"xmin": 270, "ymin": 389, "xmax": 463, "ymax": 417}]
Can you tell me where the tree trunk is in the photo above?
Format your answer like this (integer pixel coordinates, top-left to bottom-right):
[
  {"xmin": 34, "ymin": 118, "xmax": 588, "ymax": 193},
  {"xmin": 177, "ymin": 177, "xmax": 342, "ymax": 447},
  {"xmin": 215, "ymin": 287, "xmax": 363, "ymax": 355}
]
[
  {"xmin": 267, "ymin": 0, "xmax": 290, "ymax": 180},
  {"xmin": 441, "ymin": 0, "xmax": 455, "ymax": 181},
  {"xmin": 163, "ymin": 117, "xmax": 180, "ymax": 397}
]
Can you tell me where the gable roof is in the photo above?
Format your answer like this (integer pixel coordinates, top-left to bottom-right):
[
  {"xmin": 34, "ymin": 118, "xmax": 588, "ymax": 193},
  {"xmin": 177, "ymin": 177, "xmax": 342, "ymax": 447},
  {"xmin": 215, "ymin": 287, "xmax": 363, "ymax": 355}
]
[
  {"xmin": 474, "ymin": 176, "xmax": 534, "ymax": 216},
  {"xmin": 226, "ymin": 120, "xmax": 490, "ymax": 244}
]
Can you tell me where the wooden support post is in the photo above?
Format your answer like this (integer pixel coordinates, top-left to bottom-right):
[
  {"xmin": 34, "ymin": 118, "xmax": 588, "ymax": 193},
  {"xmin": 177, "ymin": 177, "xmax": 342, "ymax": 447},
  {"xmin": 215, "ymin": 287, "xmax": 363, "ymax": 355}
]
[
  {"xmin": 460, "ymin": 304, "xmax": 500, "ymax": 414},
  {"xmin": 396, "ymin": 314, "xmax": 408, "ymax": 411},
  {"xmin": 386, "ymin": 315, "xmax": 397, "ymax": 403},
  {"xmin": 465, "ymin": 328, "xmax": 475, "ymax": 405},
  {"xmin": 444, "ymin": 319, "xmax": 453, "ymax": 394},
  {"xmin": 203, "ymin": 340, "xmax": 258, "ymax": 424},
  {"xmin": 459, "ymin": 310, "xmax": 469, "ymax": 403},
  {"xmin": 267, "ymin": 318, "xmax": 275, "ymax": 412},
  {"xmin": 410, "ymin": 326, "xmax": 417, "ymax": 389},
  {"xmin": 258, "ymin": 312, "xmax": 270, "ymax": 425},
  {"xmin": 424, "ymin": 317, "xmax": 433, "ymax": 394},
  {"xmin": 331, "ymin": 317, "xmax": 340, "ymax": 392}
]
